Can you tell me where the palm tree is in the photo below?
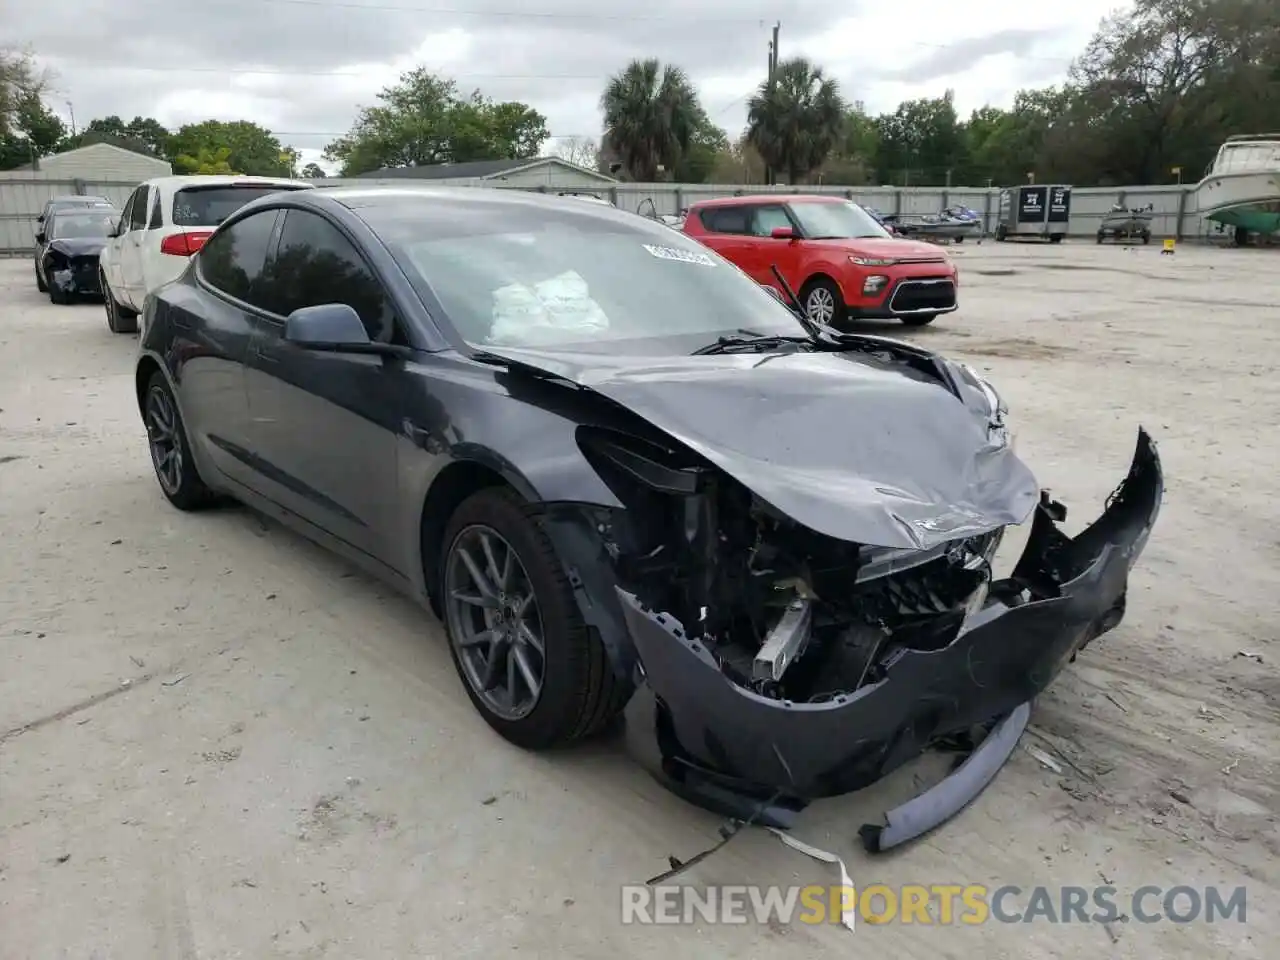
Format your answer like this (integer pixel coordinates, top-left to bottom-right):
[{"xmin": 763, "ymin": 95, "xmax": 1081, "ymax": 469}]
[
  {"xmin": 600, "ymin": 59, "xmax": 700, "ymax": 181},
  {"xmin": 746, "ymin": 57, "xmax": 847, "ymax": 184}
]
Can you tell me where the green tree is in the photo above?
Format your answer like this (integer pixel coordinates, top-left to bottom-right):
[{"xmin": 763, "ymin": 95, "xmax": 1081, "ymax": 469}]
[
  {"xmin": 169, "ymin": 120, "xmax": 292, "ymax": 176},
  {"xmin": 817, "ymin": 103, "xmax": 880, "ymax": 184},
  {"xmin": 672, "ymin": 105, "xmax": 729, "ymax": 183},
  {"xmin": 873, "ymin": 91, "xmax": 965, "ymax": 186},
  {"xmin": 0, "ymin": 49, "xmax": 63, "ymax": 170},
  {"xmin": 323, "ymin": 68, "xmax": 548, "ymax": 176},
  {"xmin": 600, "ymin": 58, "xmax": 702, "ymax": 182},
  {"xmin": 68, "ymin": 115, "xmax": 172, "ymax": 157},
  {"xmin": 301, "ymin": 162, "xmax": 327, "ymax": 178},
  {"xmin": 745, "ymin": 57, "xmax": 846, "ymax": 185}
]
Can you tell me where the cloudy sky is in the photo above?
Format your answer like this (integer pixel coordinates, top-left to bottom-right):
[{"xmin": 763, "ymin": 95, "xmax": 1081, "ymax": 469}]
[{"xmin": 12, "ymin": 0, "xmax": 1125, "ymax": 172}]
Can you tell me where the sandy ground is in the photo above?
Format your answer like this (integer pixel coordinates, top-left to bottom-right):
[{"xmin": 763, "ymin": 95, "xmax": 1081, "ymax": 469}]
[{"xmin": 1, "ymin": 241, "xmax": 1277, "ymax": 959}]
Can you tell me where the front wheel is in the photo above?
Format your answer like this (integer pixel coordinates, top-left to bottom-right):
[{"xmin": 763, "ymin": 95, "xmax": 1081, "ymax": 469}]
[
  {"xmin": 35, "ymin": 261, "xmax": 47, "ymax": 293},
  {"xmin": 799, "ymin": 277, "xmax": 843, "ymax": 327},
  {"xmin": 899, "ymin": 313, "xmax": 937, "ymax": 327},
  {"xmin": 439, "ymin": 487, "xmax": 627, "ymax": 749},
  {"xmin": 144, "ymin": 371, "xmax": 214, "ymax": 511}
]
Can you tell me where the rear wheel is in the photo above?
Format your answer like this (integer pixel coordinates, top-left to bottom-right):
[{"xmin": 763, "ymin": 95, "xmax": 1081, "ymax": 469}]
[
  {"xmin": 102, "ymin": 271, "xmax": 138, "ymax": 334},
  {"xmin": 994, "ymin": 224, "xmax": 1008, "ymax": 242},
  {"xmin": 439, "ymin": 487, "xmax": 627, "ymax": 749},
  {"xmin": 144, "ymin": 371, "xmax": 214, "ymax": 511},
  {"xmin": 900, "ymin": 313, "xmax": 937, "ymax": 327},
  {"xmin": 1049, "ymin": 234, "xmax": 1064, "ymax": 244},
  {"xmin": 799, "ymin": 277, "xmax": 843, "ymax": 327}
]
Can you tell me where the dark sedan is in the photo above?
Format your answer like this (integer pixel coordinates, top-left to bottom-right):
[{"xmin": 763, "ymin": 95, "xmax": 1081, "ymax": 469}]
[
  {"xmin": 36, "ymin": 207, "xmax": 120, "ymax": 302},
  {"xmin": 135, "ymin": 187, "xmax": 1163, "ymax": 850}
]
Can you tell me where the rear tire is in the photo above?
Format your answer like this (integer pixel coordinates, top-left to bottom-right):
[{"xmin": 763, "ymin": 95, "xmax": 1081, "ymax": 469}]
[
  {"xmin": 439, "ymin": 487, "xmax": 628, "ymax": 750},
  {"xmin": 900, "ymin": 313, "xmax": 937, "ymax": 327},
  {"xmin": 102, "ymin": 271, "xmax": 138, "ymax": 334},
  {"xmin": 1049, "ymin": 234, "xmax": 1064, "ymax": 244},
  {"xmin": 144, "ymin": 371, "xmax": 214, "ymax": 511},
  {"xmin": 994, "ymin": 225, "xmax": 1008, "ymax": 242}
]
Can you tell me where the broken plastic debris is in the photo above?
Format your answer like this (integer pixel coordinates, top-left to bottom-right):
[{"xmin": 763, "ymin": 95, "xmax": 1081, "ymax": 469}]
[
  {"xmin": 767, "ymin": 828, "xmax": 856, "ymax": 932},
  {"xmin": 1025, "ymin": 745, "xmax": 1064, "ymax": 774}
]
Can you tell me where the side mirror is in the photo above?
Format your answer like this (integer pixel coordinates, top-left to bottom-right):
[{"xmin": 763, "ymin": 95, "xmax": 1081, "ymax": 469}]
[
  {"xmin": 284, "ymin": 304, "xmax": 371, "ymax": 350},
  {"xmin": 770, "ymin": 226, "xmax": 796, "ymax": 241},
  {"xmin": 35, "ymin": 231, "xmax": 46, "ymax": 245}
]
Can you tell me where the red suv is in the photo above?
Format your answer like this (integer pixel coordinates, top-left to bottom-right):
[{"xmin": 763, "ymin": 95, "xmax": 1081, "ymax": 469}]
[{"xmin": 682, "ymin": 195, "xmax": 959, "ymax": 327}]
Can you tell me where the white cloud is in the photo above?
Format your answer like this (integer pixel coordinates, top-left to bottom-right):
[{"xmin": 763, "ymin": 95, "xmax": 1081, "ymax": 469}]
[{"xmin": 8, "ymin": 0, "xmax": 1127, "ymax": 173}]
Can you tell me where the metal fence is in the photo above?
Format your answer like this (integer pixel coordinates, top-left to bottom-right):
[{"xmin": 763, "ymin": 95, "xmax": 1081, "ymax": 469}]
[{"xmin": 0, "ymin": 172, "xmax": 1224, "ymax": 257}]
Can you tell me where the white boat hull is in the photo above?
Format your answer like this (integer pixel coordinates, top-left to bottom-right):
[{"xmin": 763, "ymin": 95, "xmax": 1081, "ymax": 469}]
[{"xmin": 1194, "ymin": 169, "xmax": 1280, "ymax": 234}]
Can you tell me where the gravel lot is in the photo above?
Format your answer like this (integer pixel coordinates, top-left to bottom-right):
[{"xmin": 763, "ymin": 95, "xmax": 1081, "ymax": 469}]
[{"xmin": 1, "ymin": 241, "xmax": 1277, "ymax": 959}]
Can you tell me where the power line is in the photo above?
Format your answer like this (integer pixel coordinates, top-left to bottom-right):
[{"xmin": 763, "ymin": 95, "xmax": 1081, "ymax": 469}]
[{"xmin": 155, "ymin": 0, "xmax": 772, "ymax": 24}]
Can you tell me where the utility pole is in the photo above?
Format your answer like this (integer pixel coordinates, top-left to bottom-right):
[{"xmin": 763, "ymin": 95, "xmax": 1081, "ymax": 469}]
[{"xmin": 764, "ymin": 21, "xmax": 780, "ymax": 186}]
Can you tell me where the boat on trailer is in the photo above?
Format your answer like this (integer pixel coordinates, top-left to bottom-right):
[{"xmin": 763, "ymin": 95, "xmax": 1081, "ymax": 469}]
[{"xmin": 1194, "ymin": 134, "xmax": 1280, "ymax": 244}]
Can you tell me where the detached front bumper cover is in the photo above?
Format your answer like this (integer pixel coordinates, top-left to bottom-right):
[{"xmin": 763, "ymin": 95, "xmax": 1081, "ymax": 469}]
[{"xmin": 620, "ymin": 428, "xmax": 1164, "ymax": 849}]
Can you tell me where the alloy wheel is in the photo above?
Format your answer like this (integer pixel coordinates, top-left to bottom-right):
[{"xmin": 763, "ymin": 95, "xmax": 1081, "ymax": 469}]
[
  {"xmin": 805, "ymin": 286, "xmax": 836, "ymax": 324},
  {"xmin": 145, "ymin": 385, "xmax": 183, "ymax": 494},
  {"xmin": 444, "ymin": 524, "xmax": 547, "ymax": 721}
]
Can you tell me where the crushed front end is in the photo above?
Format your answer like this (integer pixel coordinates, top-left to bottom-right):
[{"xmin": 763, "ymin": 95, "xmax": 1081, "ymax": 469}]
[{"xmin": 549, "ymin": 425, "xmax": 1163, "ymax": 848}]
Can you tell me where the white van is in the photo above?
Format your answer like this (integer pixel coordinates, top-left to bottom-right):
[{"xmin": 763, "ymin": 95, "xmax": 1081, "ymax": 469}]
[{"xmin": 99, "ymin": 175, "xmax": 313, "ymax": 333}]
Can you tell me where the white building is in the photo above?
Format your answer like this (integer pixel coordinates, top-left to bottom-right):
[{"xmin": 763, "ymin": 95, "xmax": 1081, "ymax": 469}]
[
  {"xmin": 3, "ymin": 142, "xmax": 172, "ymax": 182},
  {"xmin": 353, "ymin": 157, "xmax": 617, "ymax": 191}
]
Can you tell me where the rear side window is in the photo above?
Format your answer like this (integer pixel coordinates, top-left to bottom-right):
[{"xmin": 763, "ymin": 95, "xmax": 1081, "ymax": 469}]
[
  {"xmin": 173, "ymin": 186, "xmax": 305, "ymax": 228},
  {"xmin": 258, "ymin": 209, "xmax": 395, "ymax": 342},
  {"xmin": 698, "ymin": 205, "xmax": 753, "ymax": 235},
  {"xmin": 197, "ymin": 210, "xmax": 280, "ymax": 304}
]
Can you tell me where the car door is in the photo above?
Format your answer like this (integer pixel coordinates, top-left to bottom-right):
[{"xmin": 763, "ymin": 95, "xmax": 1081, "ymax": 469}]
[
  {"xmin": 117, "ymin": 184, "xmax": 152, "ymax": 309},
  {"xmin": 103, "ymin": 193, "xmax": 135, "ymax": 294},
  {"xmin": 696, "ymin": 205, "xmax": 757, "ymax": 277},
  {"xmin": 748, "ymin": 204, "xmax": 805, "ymax": 291},
  {"xmin": 241, "ymin": 207, "xmax": 405, "ymax": 568},
  {"xmin": 179, "ymin": 207, "xmax": 282, "ymax": 491}
]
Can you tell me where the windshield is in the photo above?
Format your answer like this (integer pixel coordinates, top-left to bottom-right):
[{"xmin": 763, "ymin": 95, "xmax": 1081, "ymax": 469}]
[
  {"xmin": 369, "ymin": 203, "xmax": 807, "ymax": 352},
  {"xmin": 49, "ymin": 211, "xmax": 118, "ymax": 240},
  {"xmin": 173, "ymin": 185, "xmax": 306, "ymax": 227},
  {"xmin": 789, "ymin": 200, "xmax": 890, "ymax": 240}
]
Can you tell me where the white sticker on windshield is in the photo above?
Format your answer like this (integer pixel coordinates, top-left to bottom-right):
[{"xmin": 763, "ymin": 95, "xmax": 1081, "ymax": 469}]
[{"xmin": 642, "ymin": 243, "xmax": 716, "ymax": 266}]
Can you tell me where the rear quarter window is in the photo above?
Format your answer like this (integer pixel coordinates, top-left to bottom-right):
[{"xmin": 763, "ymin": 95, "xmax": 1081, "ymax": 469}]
[{"xmin": 172, "ymin": 185, "xmax": 306, "ymax": 228}]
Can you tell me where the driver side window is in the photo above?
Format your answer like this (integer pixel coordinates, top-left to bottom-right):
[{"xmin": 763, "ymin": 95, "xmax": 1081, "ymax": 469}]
[{"xmin": 751, "ymin": 205, "xmax": 792, "ymax": 236}]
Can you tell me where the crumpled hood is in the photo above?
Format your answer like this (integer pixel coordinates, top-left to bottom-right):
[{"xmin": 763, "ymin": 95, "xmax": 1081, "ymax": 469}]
[
  {"xmin": 486, "ymin": 344, "xmax": 1040, "ymax": 549},
  {"xmin": 46, "ymin": 237, "xmax": 107, "ymax": 257}
]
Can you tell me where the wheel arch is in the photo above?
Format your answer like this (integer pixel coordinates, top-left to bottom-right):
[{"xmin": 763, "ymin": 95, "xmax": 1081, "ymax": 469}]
[
  {"xmin": 134, "ymin": 354, "xmax": 166, "ymax": 415},
  {"xmin": 419, "ymin": 459, "xmax": 521, "ymax": 617},
  {"xmin": 799, "ymin": 270, "xmax": 851, "ymax": 306}
]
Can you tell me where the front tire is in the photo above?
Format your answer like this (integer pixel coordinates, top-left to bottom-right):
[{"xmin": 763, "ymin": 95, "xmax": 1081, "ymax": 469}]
[
  {"xmin": 144, "ymin": 371, "xmax": 214, "ymax": 511},
  {"xmin": 102, "ymin": 271, "xmax": 138, "ymax": 334},
  {"xmin": 439, "ymin": 487, "xmax": 626, "ymax": 749},
  {"xmin": 900, "ymin": 313, "xmax": 937, "ymax": 327},
  {"xmin": 48, "ymin": 284, "xmax": 68, "ymax": 305},
  {"xmin": 35, "ymin": 261, "xmax": 47, "ymax": 292},
  {"xmin": 799, "ymin": 277, "xmax": 843, "ymax": 327}
]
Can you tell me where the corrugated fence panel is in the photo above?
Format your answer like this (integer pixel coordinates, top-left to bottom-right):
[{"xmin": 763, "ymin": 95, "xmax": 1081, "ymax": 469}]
[
  {"xmin": 0, "ymin": 175, "xmax": 1215, "ymax": 255},
  {"xmin": 0, "ymin": 177, "xmax": 137, "ymax": 255}
]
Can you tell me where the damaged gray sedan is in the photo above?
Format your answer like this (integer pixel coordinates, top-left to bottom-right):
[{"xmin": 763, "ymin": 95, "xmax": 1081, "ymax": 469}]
[{"xmin": 136, "ymin": 186, "xmax": 1163, "ymax": 850}]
